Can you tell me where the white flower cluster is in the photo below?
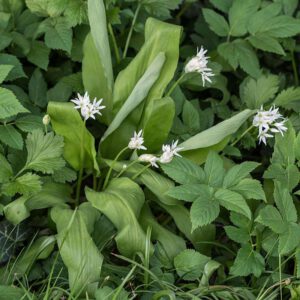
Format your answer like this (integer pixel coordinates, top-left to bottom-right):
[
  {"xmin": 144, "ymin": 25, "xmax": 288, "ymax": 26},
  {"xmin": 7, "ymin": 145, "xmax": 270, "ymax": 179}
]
[
  {"xmin": 128, "ymin": 130, "xmax": 183, "ymax": 167},
  {"xmin": 71, "ymin": 92, "xmax": 105, "ymax": 121},
  {"xmin": 252, "ymin": 106, "xmax": 287, "ymax": 145},
  {"xmin": 184, "ymin": 47, "xmax": 214, "ymax": 86}
]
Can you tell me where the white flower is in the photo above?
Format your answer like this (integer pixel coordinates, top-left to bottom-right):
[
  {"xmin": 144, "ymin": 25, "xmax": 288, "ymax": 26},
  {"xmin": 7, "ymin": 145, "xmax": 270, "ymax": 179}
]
[
  {"xmin": 128, "ymin": 130, "xmax": 147, "ymax": 150},
  {"xmin": 159, "ymin": 140, "xmax": 183, "ymax": 164},
  {"xmin": 253, "ymin": 105, "xmax": 287, "ymax": 144},
  {"xmin": 184, "ymin": 46, "xmax": 214, "ymax": 86},
  {"xmin": 71, "ymin": 92, "xmax": 105, "ymax": 120},
  {"xmin": 138, "ymin": 154, "xmax": 159, "ymax": 168},
  {"xmin": 42, "ymin": 114, "xmax": 50, "ymax": 125}
]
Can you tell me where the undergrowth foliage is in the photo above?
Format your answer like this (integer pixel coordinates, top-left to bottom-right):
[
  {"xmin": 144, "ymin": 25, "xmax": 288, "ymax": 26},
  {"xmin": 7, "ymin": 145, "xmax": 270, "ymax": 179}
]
[{"xmin": 0, "ymin": 0, "xmax": 300, "ymax": 299}]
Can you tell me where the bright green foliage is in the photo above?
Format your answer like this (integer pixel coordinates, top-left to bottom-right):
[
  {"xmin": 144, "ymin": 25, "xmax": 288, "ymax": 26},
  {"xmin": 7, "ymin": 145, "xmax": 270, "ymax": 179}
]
[
  {"xmin": 202, "ymin": 8, "xmax": 229, "ymax": 37},
  {"xmin": 25, "ymin": 129, "xmax": 65, "ymax": 174},
  {"xmin": 0, "ymin": 125, "xmax": 23, "ymax": 149},
  {"xmin": 0, "ymin": 154, "xmax": 13, "ymax": 183},
  {"xmin": 174, "ymin": 249, "xmax": 211, "ymax": 280}
]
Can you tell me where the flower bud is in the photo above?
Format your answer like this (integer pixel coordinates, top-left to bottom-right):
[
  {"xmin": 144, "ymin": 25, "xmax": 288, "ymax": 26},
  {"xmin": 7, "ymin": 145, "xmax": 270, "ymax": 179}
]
[{"xmin": 43, "ymin": 114, "xmax": 50, "ymax": 125}]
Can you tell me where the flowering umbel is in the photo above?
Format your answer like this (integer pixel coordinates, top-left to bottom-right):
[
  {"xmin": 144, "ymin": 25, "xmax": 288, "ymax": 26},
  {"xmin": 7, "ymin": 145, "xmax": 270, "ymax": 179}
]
[
  {"xmin": 253, "ymin": 105, "xmax": 287, "ymax": 145},
  {"xmin": 71, "ymin": 92, "xmax": 105, "ymax": 121},
  {"xmin": 184, "ymin": 47, "xmax": 214, "ymax": 86},
  {"xmin": 159, "ymin": 140, "xmax": 184, "ymax": 164},
  {"xmin": 128, "ymin": 130, "xmax": 147, "ymax": 150}
]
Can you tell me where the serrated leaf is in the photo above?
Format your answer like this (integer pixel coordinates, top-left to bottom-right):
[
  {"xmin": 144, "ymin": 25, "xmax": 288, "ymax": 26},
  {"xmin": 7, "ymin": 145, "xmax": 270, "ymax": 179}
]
[
  {"xmin": 0, "ymin": 153, "xmax": 13, "ymax": 183},
  {"xmin": 27, "ymin": 41, "xmax": 50, "ymax": 70},
  {"xmin": 0, "ymin": 65, "xmax": 13, "ymax": 84},
  {"xmin": 141, "ymin": 0, "xmax": 181, "ymax": 19},
  {"xmin": 24, "ymin": 129, "xmax": 65, "ymax": 174},
  {"xmin": 225, "ymin": 226, "xmax": 249, "ymax": 244},
  {"xmin": 202, "ymin": 8, "xmax": 229, "ymax": 37},
  {"xmin": 2, "ymin": 173, "xmax": 42, "ymax": 197},
  {"xmin": 0, "ymin": 125, "xmax": 23, "ymax": 150},
  {"xmin": 215, "ymin": 188, "xmax": 251, "ymax": 219},
  {"xmin": 248, "ymin": 35, "xmax": 285, "ymax": 56},
  {"xmin": 274, "ymin": 87, "xmax": 300, "ymax": 112},
  {"xmin": 52, "ymin": 166, "xmax": 77, "ymax": 183},
  {"xmin": 204, "ymin": 151, "xmax": 225, "ymax": 187},
  {"xmin": 228, "ymin": 0, "xmax": 260, "ymax": 37},
  {"xmin": 231, "ymin": 244, "xmax": 265, "ymax": 277},
  {"xmin": 223, "ymin": 161, "xmax": 259, "ymax": 188},
  {"xmin": 45, "ymin": 18, "xmax": 72, "ymax": 53},
  {"xmin": 231, "ymin": 178, "xmax": 266, "ymax": 201},
  {"xmin": 0, "ymin": 87, "xmax": 28, "ymax": 119},
  {"xmin": 64, "ymin": 0, "xmax": 88, "ymax": 26},
  {"xmin": 256, "ymin": 205, "xmax": 286, "ymax": 234},
  {"xmin": 15, "ymin": 115, "xmax": 44, "ymax": 132},
  {"xmin": 0, "ymin": 54, "xmax": 26, "ymax": 80},
  {"xmin": 182, "ymin": 100, "xmax": 200, "ymax": 132},
  {"xmin": 240, "ymin": 75, "xmax": 279, "ymax": 109},
  {"xmin": 174, "ymin": 249, "xmax": 210, "ymax": 281},
  {"xmin": 166, "ymin": 184, "xmax": 213, "ymax": 202},
  {"xmin": 190, "ymin": 197, "xmax": 220, "ymax": 229},
  {"xmin": 161, "ymin": 156, "xmax": 205, "ymax": 184},
  {"xmin": 278, "ymin": 223, "xmax": 300, "ymax": 255}
]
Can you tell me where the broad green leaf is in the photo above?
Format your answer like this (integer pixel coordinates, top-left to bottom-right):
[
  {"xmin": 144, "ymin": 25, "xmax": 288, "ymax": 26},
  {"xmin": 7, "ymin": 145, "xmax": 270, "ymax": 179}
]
[
  {"xmin": 209, "ymin": 0, "xmax": 232, "ymax": 13},
  {"xmin": 161, "ymin": 156, "xmax": 205, "ymax": 184},
  {"xmin": 248, "ymin": 35, "xmax": 285, "ymax": 56},
  {"xmin": 0, "ymin": 65, "xmax": 13, "ymax": 84},
  {"xmin": 88, "ymin": 0, "xmax": 113, "ymax": 92},
  {"xmin": 28, "ymin": 68, "xmax": 47, "ymax": 108},
  {"xmin": 278, "ymin": 223, "xmax": 300, "ymax": 255},
  {"xmin": 86, "ymin": 178, "xmax": 150, "ymax": 257},
  {"xmin": 231, "ymin": 244, "xmax": 265, "ymax": 277},
  {"xmin": 179, "ymin": 109, "xmax": 254, "ymax": 151},
  {"xmin": 82, "ymin": 34, "xmax": 112, "ymax": 125},
  {"xmin": 0, "ymin": 285, "xmax": 31, "ymax": 299},
  {"xmin": 278, "ymin": 0, "xmax": 298, "ymax": 15},
  {"xmin": 47, "ymin": 102, "xmax": 99, "ymax": 172},
  {"xmin": 247, "ymin": 3, "xmax": 282, "ymax": 35},
  {"xmin": 240, "ymin": 75, "xmax": 279, "ymax": 109},
  {"xmin": 274, "ymin": 87, "xmax": 300, "ymax": 111},
  {"xmin": 174, "ymin": 249, "xmax": 210, "ymax": 281},
  {"xmin": 101, "ymin": 53, "xmax": 166, "ymax": 141},
  {"xmin": 52, "ymin": 166, "xmax": 77, "ymax": 183},
  {"xmin": 141, "ymin": 0, "xmax": 181, "ymax": 19},
  {"xmin": 182, "ymin": 100, "xmax": 200, "ymax": 132},
  {"xmin": 0, "ymin": 87, "xmax": 28, "ymax": 119},
  {"xmin": 225, "ymin": 226, "xmax": 249, "ymax": 244},
  {"xmin": 215, "ymin": 188, "xmax": 251, "ymax": 219},
  {"xmin": 27, "ymin": 41, "xmax": 50, "ymax": 70},
  {"xmin": 202, "ymin": 8, "xmax": 229, "ymax": 37},
  {"xmin": 24, "ymin": 130, "xmax": 65, "ymax": 174},
  {"xmin": 166, "ymin": 184, "xmax": 212, "ymax": 202},
  {"xmin": 274, "ymin": 181, "xmax": 297, "ymax": 223},
  {"xmin": 44, "ymin": 18, "xmax": 72, "ymax": 53},
  {"xmin": 0, "ymin": 54, "xmax": 26, "ymax": 80},
  {"xmin": 191, "ymin": 197, "xmax": 220, "ymax": 229},
  {"xmin": 51, "ymin": 206, "xmax": 103, "ymax": 296},
  {"xmin": 0, "ymin": 154, "xmax": 13, "ymax": 183},
  {"xmin": 228, "ymin": 0, "xmax": 260, "ymax": 37},
  {"xmin": 223, "ymin": 161, "xmax": 259, "ymax": 188},
  {"xmin": 204, "ymin": 151, "xmax": 225, "ymax": 187},
  {"xmin": 0, "ymin": 125, "xmax": 23, "ymax": 149},
  {"xmin": 2, "ymin": 173, "xmax": 42, "ymax": 197},
  {"xmin": 139, "ymin": 204, "xmax": 186, "ymax": 261},
  {"xmin": 231, "ymin": 179, "xmax": 266, "ymax": 201},
  {"xmin": 15, "ymin": 115, "xmax": 44, "ymax": 132},
  {"xmin": 101, "ymin": 18, "xmax": 181, "ymax": 158},
  {"xmin": 141, "ymin": 97, "xmax": 175, "ymax": 152},
  {"xmin": 256, "ymin": 205, "xmax": 286, "ymax": 234}
]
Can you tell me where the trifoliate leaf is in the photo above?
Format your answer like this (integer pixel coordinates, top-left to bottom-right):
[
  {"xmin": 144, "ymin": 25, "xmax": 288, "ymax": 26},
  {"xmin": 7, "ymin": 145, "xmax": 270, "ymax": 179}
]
[
  {"xmin": 25, "ymin": 129, "xmax": 65, "ymax": 174},
  {"xmin": 223, "ymin": 161, "xmax": 259, "ymax": 188},
  {"xmin": 0, "ymin": 87, "xmax": 28, "ymax": 119},
  {"xmin": 174, "ymin": 249, "xmax": 210, "ymax": 281},
  {"xmin": 2, "ymin": 173, "xmax": 42, "ymax": 197},
  {"xmin": 0, "ymin": 153, "xmax": 13, "ymax": 183},
  {"xmin": 202, "ymin": 8, "xmax": 229, "ymax": 37},
  {"xmin": 240, "ymin": 75, "xmax": 280, "ymax": 109},
  {"xmin": 231, "ymin": 244, "xmax": 265, "ymax": 277},
  {"xmin": 0, "ymin": 125, "xmax": 24, "ymax": 150}
]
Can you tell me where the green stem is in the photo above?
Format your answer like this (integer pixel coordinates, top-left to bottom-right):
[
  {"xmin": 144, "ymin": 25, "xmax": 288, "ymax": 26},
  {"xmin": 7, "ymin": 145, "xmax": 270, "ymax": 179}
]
[
  {"xmin": 291, "ymin": 50, "xmax": 299, "ymax": 86},
  {"xmin": 108, "ymin": 23, "xmax": 121, "ymax": 64},
  {"xmin": 230, "ymin": 125, "xmax": 254, "ymax": 147},
  {"xmin": 116, "ymin": 159, "xmax": 138, "ymax": 178},
  {"xmin": 166, "ymin": 73, "xmax": 185, "ymax": 97},
  {"xmin": 103, "ymin": 147, "xmax": 129, "ymax": 190},
  {"xmin": 75, "ymin": 120, "xmax": 86, "ymax": 206},
  {"xmin": 279, "ymin": 254, "xmax": 283, "ymax": 300},
  {"xmin": 131, "ymin": 163, "xmax": 151, "ymax": 180},
  {"xmin": 123, "ymin": 3, "xmax": 141, "ymax": 59}
]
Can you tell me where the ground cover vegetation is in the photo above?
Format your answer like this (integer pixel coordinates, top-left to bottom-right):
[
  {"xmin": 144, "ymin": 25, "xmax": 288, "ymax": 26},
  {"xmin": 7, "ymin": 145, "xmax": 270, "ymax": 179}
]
[{"xmin": 0, "ymin": 0, "xmax": 300, "ymax": 299}]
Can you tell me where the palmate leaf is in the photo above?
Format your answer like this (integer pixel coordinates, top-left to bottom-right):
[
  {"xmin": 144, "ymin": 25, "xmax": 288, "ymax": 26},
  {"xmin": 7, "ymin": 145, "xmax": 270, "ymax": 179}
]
[{"xmin": 25, "ymin": 129, "xmax": 65, "ymax": 174}]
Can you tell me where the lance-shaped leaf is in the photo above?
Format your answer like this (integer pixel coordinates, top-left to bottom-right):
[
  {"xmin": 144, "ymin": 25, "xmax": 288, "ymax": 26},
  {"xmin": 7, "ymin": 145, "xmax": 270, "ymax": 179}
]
[
  {"xmin": 51, "ymin": 206, "xmax": 103, "ymax": 296},
  {"xmin": 47, "ymin": 102, "xmax": 99, "ymax": 173},
  {"xmin": 86, "ymin": 178, "xmax": 150, "ymax": 257}
]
